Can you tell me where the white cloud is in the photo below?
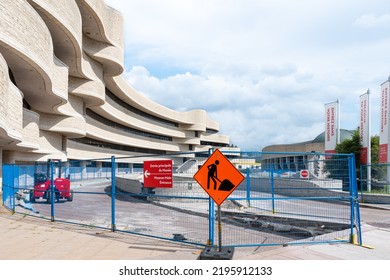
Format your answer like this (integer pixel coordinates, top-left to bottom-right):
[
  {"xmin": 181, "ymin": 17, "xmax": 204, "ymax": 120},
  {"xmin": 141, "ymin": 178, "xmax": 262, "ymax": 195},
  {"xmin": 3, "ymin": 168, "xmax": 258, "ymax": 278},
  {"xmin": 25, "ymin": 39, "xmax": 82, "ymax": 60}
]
[
  {"xmin": 124, "ymin": 64, "xmax": 331, "ymax": 149},
  {"xmin": 355, "ymin": 13, "xmax": 390, "ymax": 28},
  {"xmin": 105, "ymin": 0, "xmax": 390, "ymax": 150}
]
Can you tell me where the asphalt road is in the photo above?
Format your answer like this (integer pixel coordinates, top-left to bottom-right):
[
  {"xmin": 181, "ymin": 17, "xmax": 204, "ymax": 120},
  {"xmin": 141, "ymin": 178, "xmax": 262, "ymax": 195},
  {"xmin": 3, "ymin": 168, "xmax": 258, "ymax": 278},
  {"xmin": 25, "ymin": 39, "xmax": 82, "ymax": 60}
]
[{"xmin": 359, "ymin": 206, "xmax": 390, "ymax": 229}]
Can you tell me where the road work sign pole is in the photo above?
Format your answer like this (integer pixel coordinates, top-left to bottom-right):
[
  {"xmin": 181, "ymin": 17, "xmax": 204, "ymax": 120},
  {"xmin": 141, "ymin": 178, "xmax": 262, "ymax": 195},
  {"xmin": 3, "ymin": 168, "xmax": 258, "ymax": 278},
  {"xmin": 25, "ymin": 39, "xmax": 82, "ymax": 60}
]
[
  {"xmin": 217, "ymin": 205, "xmax": 222, "ymax": 252},
  {"xmin": 194, "ymin": 149, "xmax": 244, "ymax": 259}
]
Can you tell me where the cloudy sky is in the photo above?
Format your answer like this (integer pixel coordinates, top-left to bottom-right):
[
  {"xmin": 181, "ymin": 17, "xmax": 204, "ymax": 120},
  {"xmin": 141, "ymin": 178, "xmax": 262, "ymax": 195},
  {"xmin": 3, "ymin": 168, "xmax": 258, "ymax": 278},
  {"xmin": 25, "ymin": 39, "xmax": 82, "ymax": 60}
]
[{"xmin": 104, "ymin": 0, "xmax": 390, "ymax": 150}]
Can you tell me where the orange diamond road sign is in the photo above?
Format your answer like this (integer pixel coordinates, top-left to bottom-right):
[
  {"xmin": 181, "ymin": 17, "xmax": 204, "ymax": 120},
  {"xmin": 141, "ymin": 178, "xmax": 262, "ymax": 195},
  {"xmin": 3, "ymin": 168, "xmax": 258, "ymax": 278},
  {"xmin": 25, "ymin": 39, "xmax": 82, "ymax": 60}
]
[{"xmin": 193, "ymin": 149, "xmax": 244, "ymax": 206}]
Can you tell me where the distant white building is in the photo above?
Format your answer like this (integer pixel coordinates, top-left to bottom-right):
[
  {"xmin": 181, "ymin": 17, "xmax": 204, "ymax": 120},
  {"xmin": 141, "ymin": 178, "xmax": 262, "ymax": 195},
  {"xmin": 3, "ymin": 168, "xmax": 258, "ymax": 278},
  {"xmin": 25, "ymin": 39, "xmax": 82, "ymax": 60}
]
[
  {"xmin": 261, "ymin": 129, "xmax": 354, "ymax": 175},
  {"xmin": 231, "ymin": 159, "xmax": 261, "ymax": 170}
]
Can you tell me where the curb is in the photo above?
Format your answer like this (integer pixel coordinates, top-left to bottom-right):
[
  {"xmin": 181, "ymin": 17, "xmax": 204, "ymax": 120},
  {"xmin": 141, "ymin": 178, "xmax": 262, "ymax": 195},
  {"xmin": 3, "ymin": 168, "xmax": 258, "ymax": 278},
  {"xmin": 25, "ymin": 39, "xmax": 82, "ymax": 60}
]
[{"xmin": 358, "ymin": 203, "xmax": 390, "ymax": 211}]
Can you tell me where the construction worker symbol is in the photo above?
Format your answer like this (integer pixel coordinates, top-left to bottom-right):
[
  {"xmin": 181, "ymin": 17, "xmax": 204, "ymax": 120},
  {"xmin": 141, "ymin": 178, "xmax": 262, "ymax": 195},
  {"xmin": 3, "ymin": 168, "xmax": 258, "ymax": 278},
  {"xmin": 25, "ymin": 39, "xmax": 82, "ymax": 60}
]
[
  {"xmin": 193, "ymin": 149, "xmax": 245, "ymax": 206},
  {"xmin": 207, "ymin": 160, "xmax": 235, "ymax": 191}
]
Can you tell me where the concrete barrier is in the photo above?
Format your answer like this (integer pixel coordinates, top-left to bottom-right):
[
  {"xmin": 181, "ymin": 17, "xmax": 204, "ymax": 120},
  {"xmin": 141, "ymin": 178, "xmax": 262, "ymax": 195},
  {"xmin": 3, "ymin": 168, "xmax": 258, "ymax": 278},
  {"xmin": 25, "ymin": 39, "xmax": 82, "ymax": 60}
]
[
  {"xmin": 115, "ymin": 173, "xmax": 207, "ymax": 197},
  {"xmin": 116, "ymin": 174, "xmax": 143, "ymax": 194},
  {"xmin": 115, "ymin": 174, "xmax": 390, "ymax": 204},
  {"xmin": 359, "ymin": 193, "xmax": 390, "ymax": 204}
]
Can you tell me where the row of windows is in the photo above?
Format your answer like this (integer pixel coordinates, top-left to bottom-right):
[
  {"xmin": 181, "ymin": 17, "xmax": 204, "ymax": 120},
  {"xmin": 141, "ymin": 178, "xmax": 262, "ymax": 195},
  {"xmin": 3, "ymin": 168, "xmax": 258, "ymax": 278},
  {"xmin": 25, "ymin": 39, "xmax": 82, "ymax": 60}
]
[
  {"xmin": 105, "ymin": 89, "xmax": 179, "ymax": 128},
  {"xmin": 200, "ymin": 141, "xmax": 229, "ymax": 148},
  {"xmin": 71, "ymin": 137, "xmax": 166, "ymax": 155},
  {"xmin": 206, "ymin": 128, "xmax": 218, "ymax": 134},
  {"xmin": 86, "ymin": 109, "xmax": 173, "ymax": 142},
  {"xmin": 67, "ymin": 161, "xmax": 140, "ymax": 168},
  {"xmin": 262, "ymin": 156, "xmax": 307, "ymax": 171}
]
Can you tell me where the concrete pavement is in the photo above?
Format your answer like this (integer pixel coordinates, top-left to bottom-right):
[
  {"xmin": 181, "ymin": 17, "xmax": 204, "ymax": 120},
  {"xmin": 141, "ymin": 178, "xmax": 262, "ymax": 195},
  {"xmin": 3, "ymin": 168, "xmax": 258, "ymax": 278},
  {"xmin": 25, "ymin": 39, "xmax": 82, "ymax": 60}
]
[{"xmin": 1, "ymin": 203, "xmax": 390, "ymax": 260}]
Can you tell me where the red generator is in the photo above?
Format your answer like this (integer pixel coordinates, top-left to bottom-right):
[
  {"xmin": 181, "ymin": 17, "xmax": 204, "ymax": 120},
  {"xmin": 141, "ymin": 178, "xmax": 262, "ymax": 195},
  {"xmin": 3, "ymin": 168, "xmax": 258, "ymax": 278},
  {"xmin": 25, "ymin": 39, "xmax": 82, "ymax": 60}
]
[{"xmin": 30, "ymin": 159, "xmax": 73, "ymax": 203}]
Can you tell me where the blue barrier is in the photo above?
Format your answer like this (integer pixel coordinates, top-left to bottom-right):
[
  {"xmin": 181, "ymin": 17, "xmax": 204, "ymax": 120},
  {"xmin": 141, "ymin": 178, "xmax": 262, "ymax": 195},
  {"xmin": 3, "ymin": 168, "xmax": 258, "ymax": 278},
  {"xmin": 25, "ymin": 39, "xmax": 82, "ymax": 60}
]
[
  {"xmin": 1, "ymin": 151, "xmax": 361, "ymax": 247},
  {"xmin": 2, "ymin": 164, "xmax": 17, "ymax": 212}
]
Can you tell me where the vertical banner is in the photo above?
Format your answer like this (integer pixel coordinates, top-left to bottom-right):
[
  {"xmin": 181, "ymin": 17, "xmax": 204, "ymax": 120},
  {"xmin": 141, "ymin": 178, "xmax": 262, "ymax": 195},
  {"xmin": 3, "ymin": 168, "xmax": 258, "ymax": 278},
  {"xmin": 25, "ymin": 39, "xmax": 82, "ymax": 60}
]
[
  {"xmin": 359, "ymin": 91, "xmax": 370, "ymax": 164},
  {"xmin": 379, "ymin": 79, "xmax": 390, "ymax": 163},
  {"xmin": 325, "ymin": 100, "xmax": 339, "ymax": 156}
]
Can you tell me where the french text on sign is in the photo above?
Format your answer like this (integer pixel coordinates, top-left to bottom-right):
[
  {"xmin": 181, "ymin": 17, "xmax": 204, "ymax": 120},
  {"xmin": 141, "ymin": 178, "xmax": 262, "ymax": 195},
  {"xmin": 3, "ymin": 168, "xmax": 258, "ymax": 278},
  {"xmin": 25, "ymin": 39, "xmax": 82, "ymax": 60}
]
[{"xmin": 143, "ymin": 159, "xmax": 173, "ymax": 188}]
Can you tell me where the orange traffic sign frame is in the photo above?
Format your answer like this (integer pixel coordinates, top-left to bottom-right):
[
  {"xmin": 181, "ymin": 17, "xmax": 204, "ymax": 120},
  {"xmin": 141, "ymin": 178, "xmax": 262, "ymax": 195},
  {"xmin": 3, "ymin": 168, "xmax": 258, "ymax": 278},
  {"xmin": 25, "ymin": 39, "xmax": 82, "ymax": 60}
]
[{"xmin": 193, "ymin": 149, "xmax": 244, "ymax": 206}]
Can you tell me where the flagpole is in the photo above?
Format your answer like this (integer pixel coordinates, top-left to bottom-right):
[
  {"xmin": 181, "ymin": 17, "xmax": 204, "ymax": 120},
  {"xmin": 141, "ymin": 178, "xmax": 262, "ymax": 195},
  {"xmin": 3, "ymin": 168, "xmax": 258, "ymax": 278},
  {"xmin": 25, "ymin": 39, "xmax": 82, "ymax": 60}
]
[
  {"xmin": 337, "ymin": 99, "xmax": 341, "ymax": 144},
  {"xmin": 386, "ymin": 77, "xmax": 390, "ymax": 192},
  {"xmin": 367, "ymin": 90, "xmax": 371, "ymax": 192}
]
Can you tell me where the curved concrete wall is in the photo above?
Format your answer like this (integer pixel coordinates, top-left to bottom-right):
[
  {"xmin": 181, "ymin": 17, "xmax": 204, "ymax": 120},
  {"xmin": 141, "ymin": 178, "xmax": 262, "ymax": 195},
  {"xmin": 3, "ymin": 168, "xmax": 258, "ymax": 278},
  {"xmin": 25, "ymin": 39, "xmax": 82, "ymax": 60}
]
[
  {"xmin": 19, "ymin": 109, "xmax": 40, "ymax": 150},
  {"xmin": 77, "ymin": 0, "xmax": 124, "ymax": 76},
  {"xmin": 0, "ymin": 54, "xmax": 23, "ymax": 145},
  {"xmin": 27, "ymin": 0, "xmax": 85, "ymax": 78},
  {"xmin": 0, "ymin": 0, "xmax": 68, "ymax": 114},
  {"xmin": 0, "ymin": 0, "xmax": 233, "ymax": 167}
]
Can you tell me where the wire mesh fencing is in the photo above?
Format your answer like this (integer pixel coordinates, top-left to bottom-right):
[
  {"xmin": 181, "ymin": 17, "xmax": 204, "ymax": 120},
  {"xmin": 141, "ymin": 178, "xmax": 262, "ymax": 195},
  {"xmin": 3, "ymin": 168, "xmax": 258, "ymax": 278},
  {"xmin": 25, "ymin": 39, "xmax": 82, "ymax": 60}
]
[
  {"xmin": 1, "ymin": 150, "xmax": 361, "ymax": 247},
  {"xmin": 360, "ymin": 163, "xmax": 390, "ymax": 194}
]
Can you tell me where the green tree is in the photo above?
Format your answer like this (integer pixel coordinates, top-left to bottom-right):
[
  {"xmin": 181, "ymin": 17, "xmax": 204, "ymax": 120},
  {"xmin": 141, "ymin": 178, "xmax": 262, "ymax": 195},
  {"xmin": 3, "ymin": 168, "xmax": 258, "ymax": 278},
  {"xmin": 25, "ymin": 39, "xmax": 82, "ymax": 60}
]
[
  {"xmin": 335, "ymin": 129, "xmax": 361, "ymax": 167},
  {"xmin": 335, "ymin": 129, "xmax": 380, "ymax": 166},
  {"xmin": 370, "ymin": 135, "xmax": 379, "ymax": 164},
  {"xmin": 365, "ymin": 135, "xmax": 386, "ymax": 183},
  {"xmin": 323, "ymin": 129, "xmax": 360, "ymax": 191},
  {"xmin": 324, "ymin": 129, "xmax": 380, "ymax": 191}
]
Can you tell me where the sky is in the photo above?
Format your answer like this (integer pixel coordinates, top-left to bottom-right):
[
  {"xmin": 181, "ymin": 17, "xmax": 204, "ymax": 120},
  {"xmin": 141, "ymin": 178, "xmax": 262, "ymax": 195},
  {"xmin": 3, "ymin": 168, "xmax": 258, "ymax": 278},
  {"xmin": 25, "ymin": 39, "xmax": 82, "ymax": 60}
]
[{"xmin": 104, "ymin": 0, "xmax": 390, "ymax": 150}]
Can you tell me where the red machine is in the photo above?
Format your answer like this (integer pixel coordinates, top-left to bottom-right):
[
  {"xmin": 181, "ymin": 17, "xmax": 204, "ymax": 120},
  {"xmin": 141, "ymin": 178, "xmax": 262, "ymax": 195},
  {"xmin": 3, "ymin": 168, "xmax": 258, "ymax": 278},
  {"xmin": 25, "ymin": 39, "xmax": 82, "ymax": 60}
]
[{"xmin": 30, "ymin": 159, "xmax": 73, "ymax": 203}]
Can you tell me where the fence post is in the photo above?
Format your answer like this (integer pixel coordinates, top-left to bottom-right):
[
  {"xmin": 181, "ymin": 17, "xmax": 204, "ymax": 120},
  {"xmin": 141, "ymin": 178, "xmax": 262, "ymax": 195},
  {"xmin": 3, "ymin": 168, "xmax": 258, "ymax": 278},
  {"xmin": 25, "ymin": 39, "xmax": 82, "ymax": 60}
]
[
  {"xmin": 359, "ymin": 164, "xmax": 364, "ymax": 202},
  {"xmin": 349, "ymin": 154, "xmax": 355, "ymax": 243},
  {"xmin": 111, "ymin": 156, "xmax": 116, "ymax": 232},
  {"xmin": 50, "ymin": 160, "xmax": 55, "ymax": 222},
  {"xmin": 208, "ymin": 199, "xmax": 214, "ymax": 245},
  {"xmin": 13, "ymin": 165, "xmax": 19, "ymax": 211},
  {"xmin": 353, "ymin": 156, "xmax": 362, "ymax": 245},
  {"xmin": 271, "ymin": 164, "xmax": 275, "ymax": 214},
  {"xmin": 208, "ymin": 148, "xmax": 215, "ymax": 245},
  {"xmin": 348, "ymin": 154, "xmax": 362, "ymax": 245},
  {"xmin": 246, "ymin": 168, "xmax": 251, "ymax": 207}
]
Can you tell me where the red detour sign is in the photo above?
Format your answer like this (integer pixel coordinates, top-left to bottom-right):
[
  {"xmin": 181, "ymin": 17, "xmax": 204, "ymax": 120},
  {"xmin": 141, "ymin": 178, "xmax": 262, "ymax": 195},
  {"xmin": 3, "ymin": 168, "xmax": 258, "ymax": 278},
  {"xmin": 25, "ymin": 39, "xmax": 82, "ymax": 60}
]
[
  {"xmin": 300, "ymin": 169, "xmax": 309, "ymax": 179},
  {"xmin": 193, "ymin": 149, "xmax": 244, "ymax": 206},
  {"xmin": 143, "ymin": 160, "xmax": 173, "ymax": 188}
]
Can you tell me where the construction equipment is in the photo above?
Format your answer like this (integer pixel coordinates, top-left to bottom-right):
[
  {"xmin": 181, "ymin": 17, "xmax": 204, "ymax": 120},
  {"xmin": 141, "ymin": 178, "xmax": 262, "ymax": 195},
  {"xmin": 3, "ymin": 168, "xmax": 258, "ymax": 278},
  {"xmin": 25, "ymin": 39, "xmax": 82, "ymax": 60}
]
[{"xmin": 30, "ymin": 159, "xmax": 73, "ymax": 203}]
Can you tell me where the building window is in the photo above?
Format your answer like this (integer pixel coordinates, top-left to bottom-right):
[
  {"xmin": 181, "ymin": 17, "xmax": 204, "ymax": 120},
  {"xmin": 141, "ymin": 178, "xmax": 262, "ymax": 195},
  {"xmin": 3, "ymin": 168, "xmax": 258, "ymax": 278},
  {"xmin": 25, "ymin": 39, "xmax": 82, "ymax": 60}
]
[
  {"xmin": 105, "ymin": 89, "xmax": 179, "ymax": 127},
  {"xmin": 61, "ymin": 135, "xmax": 67, "ymax": 152},
  {"xmin": 71, "ymin": 137, "xmax": 166, "ymax": 155},
  {"xmin": 118, "ymin": 162, "xmax": 129, "ymax": 168},
  {"xmin": 200, "ymin": 141, "xmax": 228, "ymax": 147},
  {"xmin": 206, "ymin": 128, "xmax": 218, "ymax": 134},
  {"xmin": 86, "ymin": 109, "xmax": 172, "ymax": 142},
  {"xmin": 69, "ymin": 160, "xmax": 80, "ymax": 167},
  {"xmin": 86, "ymin": 161, "xmax": 97, "ymax": 167}
]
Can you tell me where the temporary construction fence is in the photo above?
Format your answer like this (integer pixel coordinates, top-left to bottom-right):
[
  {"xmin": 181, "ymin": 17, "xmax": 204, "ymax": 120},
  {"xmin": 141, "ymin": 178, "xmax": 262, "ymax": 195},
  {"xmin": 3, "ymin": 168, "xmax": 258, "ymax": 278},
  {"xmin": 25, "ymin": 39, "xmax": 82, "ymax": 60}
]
[
  {"xmin": 2, "ymin": 150, "xmax": 361, "ymax": 248},
  {"xmin": 360, "ymin": 163, "xmax": 390, "ymax": 204},
  {"xmin": 360, "ymin": 163, "xmax": 390, "ymax": 194}
]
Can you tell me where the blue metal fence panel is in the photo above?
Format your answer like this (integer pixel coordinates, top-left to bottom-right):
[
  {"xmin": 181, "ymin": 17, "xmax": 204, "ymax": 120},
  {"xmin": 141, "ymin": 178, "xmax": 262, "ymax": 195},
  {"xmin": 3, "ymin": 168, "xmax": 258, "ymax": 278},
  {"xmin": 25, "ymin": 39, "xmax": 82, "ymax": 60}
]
[
  {"xmin": 1, "ymin": 151, "xmax": 361, "ymax": 247},
  {"xmin": 2, "ymin": 164, "xmax": 17, "ymax": 211}
]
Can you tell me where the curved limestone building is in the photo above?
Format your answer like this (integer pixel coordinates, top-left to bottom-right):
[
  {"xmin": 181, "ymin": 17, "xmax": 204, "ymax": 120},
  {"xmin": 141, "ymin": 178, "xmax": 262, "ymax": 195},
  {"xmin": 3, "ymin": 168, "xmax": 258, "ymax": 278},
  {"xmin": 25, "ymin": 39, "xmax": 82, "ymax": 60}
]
[{"xmin": 0, "ymin": 0, "xmax": 236, "ymax": 184}]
